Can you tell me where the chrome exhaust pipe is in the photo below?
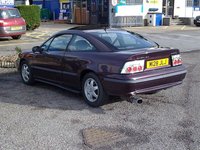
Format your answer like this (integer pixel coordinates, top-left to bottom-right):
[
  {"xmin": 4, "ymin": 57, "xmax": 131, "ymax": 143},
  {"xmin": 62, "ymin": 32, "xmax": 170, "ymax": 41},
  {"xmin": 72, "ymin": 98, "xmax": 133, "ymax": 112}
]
[
  {"xmin": 122, "ymin": 95, "xmax": 143, "ymax": 104},
  {"xmin": 128, "ymin": 96, "xmax": 143, "ymax": 104}
]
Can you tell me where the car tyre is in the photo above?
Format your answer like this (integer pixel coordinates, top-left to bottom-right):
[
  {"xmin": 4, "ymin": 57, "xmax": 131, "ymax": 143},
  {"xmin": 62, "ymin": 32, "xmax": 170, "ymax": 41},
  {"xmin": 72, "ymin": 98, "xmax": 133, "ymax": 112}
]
[
  {"xmin": 20, "ymin": 61, "xmax": 35, "ymax": 85},
  {"xmin": 12, "ymin": 35, "xmax": 21, "ymax": 40},
  {"xmin": 82, "ymin": 73, "xmax": 108, "ymax": 107}
]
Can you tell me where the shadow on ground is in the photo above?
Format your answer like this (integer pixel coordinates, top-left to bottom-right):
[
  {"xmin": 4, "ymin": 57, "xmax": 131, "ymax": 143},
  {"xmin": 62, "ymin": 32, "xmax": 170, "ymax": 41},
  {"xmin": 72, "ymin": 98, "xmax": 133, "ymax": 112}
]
[{"xmin": 0, "ymin": 69, "xmax": 123, "ymax": 114}]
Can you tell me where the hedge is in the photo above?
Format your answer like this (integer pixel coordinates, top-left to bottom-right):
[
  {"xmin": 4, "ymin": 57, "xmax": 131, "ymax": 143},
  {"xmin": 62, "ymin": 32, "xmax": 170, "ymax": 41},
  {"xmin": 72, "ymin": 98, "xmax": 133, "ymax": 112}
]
[{"xmin": 16, "ymin": 5, "xmax": 41, "ymax": 30}]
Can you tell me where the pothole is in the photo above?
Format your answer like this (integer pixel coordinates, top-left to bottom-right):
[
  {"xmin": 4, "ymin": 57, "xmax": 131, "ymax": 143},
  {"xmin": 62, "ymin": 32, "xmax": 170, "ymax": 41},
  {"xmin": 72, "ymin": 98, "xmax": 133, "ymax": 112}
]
[
  {"xmin": 82, "ymin": 127, "xmax": 151, "ymax": 149},
  {"xmin": 82, "ymin": 127, "xmax": 127, "ymax": 149}
]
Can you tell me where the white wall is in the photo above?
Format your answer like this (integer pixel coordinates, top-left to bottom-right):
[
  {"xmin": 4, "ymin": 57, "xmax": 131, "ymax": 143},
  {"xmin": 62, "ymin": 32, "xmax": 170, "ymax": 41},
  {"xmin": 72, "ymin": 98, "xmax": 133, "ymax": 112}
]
[
  {"xmin": 25, "ymin": 0, "xmax": 29, "ymax": 5},
  {"xmin": 174, "ymin": 0, "xmax": 186, "ymax": 17},
  {"xmin": 174, "ymin": 0, "xmax": 200, "ymax": 18},
  {"xmin": 193, "ymin": 10, "xmax": 200, "ymax": 17}
]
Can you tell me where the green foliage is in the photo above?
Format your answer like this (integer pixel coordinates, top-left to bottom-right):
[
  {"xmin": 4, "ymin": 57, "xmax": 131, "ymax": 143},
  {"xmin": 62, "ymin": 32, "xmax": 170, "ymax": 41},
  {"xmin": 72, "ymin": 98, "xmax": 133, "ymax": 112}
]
[
  {"xmin": 15, "ymin": 47, "xmax": 22, "ymax": 54},
  {"xmin": 16, "ymin": 5, "xmax": 41, "ymax": 30}
]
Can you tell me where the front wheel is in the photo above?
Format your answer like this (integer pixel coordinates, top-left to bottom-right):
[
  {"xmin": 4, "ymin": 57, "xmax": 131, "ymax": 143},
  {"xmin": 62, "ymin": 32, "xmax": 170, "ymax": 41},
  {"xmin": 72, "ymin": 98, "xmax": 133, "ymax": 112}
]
[
  {"xmin": 20, "ymin": 61, "xmax": 35, "ymax": 85},
  {"xmin": 82, "ymin": 73, "xmax": 108, "ymax": 107}
]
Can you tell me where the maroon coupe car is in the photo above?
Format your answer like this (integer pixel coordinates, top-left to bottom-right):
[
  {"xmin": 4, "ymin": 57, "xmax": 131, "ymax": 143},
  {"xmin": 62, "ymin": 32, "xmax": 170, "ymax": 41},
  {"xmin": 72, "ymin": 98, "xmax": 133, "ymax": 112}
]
[{"xmin": 17, "ymin": 27, "xmax": 187, "ymax": 107}]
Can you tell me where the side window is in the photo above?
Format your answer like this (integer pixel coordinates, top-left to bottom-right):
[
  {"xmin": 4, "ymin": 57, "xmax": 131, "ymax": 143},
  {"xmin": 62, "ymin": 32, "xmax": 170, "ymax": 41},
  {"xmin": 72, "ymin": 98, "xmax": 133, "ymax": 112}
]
[
  {"xmin": 48, "ymin": 34, "xmax": 72, "ymax": 52},
  {"xmin": 68, "ymin": 35, "xmax": 96, "ymax": 52},
  {"xmin": 41, "ymin": 38, "xmax": 53, "ymax": 51}
]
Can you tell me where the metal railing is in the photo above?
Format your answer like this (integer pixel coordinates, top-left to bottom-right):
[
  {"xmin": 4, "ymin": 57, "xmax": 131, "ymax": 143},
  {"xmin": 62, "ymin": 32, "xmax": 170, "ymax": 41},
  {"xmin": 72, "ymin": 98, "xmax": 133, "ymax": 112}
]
[{"xmin": 0, "ymin": 61, "xmax": 16, "ymax": 68}]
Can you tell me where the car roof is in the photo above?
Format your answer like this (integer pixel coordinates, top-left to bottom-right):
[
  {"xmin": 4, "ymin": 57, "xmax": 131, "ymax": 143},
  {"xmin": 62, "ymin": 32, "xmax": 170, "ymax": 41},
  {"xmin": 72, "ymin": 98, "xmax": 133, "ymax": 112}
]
[
  {"xmin": 68, "ymin": 25, "xmax": 124, "ymax": 32},
  {"xmin": 68, "ymin": 25, "xmax": 110, "ymax": 30},
  {"xmin": 55, "ymin": 26, "xmax": 125, "ymax": 35}
]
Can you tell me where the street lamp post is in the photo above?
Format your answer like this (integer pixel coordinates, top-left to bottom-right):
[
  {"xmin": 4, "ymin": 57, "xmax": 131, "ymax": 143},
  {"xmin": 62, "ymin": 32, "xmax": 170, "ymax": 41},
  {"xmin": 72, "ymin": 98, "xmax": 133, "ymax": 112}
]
[{"xmin": 165, "ymin": 0, "xmax": 168, "ymax": 16}]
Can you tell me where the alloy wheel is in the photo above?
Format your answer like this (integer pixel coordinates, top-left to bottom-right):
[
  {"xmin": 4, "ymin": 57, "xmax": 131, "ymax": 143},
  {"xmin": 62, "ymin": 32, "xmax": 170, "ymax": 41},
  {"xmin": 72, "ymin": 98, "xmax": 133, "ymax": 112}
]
[
  {"xmin": 21, "ymin": 63, "xmax": 30, "ymax": 83},
  {"xmin": 84, "ymin": 78, "xmax": 99, "ymax": 102}
]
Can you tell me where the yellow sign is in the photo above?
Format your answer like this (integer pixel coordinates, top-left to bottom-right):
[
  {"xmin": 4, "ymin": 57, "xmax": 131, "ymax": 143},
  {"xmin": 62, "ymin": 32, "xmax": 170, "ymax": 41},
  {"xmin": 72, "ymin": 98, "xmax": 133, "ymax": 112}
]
[
  {"xmin": 59, "ymin": 0, "xmax": 69, "ymax": 3},
  {"xmin": 149, "ymin": 0, "xmax": 158, "ymax": 4}
]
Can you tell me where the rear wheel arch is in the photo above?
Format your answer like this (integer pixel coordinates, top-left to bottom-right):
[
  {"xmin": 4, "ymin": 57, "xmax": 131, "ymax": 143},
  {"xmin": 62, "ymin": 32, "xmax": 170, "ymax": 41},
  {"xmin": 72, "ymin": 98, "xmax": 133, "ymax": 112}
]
[
  {"xmin": 80, "ymin": 69, "xmax": 96, "ymax": 83},
  {"xmin": 81, "ymin": 71, "xmax": 108, "ymax": 107}
]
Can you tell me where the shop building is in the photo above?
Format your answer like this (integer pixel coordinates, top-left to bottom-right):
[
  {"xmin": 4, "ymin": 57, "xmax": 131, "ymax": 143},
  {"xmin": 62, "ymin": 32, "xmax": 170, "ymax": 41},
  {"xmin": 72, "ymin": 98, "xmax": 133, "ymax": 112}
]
[{"xmin": 31, "ymin": 0, "xmax": 163, "ymax": 26}]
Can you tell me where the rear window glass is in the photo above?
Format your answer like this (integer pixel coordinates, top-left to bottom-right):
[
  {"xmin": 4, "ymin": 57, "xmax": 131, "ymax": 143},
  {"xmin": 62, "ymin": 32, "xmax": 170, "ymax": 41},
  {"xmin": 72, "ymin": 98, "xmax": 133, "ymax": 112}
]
[
  {"xmin": 0, "ymin": 9, "xmax": 21, "ymax": 19},
  {"xmin": 89, "ymin": 30, "xmax": 156, "ymax": 51}
]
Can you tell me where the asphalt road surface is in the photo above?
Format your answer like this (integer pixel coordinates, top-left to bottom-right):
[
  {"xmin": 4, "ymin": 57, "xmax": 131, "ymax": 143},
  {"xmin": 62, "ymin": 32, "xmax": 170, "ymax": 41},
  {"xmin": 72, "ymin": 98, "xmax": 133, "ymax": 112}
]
[
  {"xmin": 0, "ymin": 25, "xmax": 200, "ymax": 56},
  {"xmin": 0, "ymin": 50, "xmax": 199, "ymax": 149}
]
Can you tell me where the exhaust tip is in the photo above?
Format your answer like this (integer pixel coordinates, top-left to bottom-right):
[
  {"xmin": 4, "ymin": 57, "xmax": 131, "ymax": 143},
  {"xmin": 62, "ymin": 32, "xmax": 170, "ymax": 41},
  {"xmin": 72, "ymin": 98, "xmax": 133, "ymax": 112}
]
[
  {"xmin": 137, "ymin": 99, "xmax": 143, "ymax": 104},
  {"xmin": 126, "ymin": 96, "xmax": 143, "ymax": 104}
]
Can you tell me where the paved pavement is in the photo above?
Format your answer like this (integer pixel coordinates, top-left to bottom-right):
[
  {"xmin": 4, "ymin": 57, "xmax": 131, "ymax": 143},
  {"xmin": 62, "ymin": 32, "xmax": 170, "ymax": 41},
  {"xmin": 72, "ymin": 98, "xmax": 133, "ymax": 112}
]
[{"xmin": 0, "ymin": 50, "xmax": 199, "ymax": 150}]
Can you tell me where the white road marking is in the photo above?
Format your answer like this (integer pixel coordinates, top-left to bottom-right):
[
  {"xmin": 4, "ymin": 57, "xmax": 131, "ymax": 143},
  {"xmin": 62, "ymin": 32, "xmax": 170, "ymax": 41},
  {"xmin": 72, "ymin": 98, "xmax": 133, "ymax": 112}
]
[{"xmin": 181, "ymin": 26, "xmax": 186, "ymax": 30}]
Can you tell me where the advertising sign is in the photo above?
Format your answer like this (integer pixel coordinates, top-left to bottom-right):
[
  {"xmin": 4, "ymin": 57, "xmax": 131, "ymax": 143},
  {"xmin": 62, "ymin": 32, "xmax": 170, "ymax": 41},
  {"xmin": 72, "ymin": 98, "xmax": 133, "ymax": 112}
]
[
  {"xmin": 118, "ymin": 0, "xmax": 126, "ymax": 5},
  {"xmin": 0, "ymin": 0, "xmax": 14, "ymax": 6},
  {"xmin": 115, "ymin": 5, "xmax": 143, "ymax": 17},
  {"xmin": 149, "ymin": 0, "xmax": 159, "ymax": 4},
  {"xmin": 59, "ymin": 0, "xmax": 69, "ymax": 3}
]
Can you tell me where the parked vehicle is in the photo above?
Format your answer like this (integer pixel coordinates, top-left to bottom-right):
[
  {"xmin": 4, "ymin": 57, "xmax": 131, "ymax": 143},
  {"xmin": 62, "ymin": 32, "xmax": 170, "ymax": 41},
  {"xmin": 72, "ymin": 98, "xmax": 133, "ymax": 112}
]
[
  {"xmin": 0, "ymin": 7, "xmax": 26, "ymax": 39},
  {"xmin": 194, "ymin": 16, "xmax": 200, "ymax": 26},
  {"xmin": 17, "ymin": 27, "xmax": 187, "ymax": 107}
]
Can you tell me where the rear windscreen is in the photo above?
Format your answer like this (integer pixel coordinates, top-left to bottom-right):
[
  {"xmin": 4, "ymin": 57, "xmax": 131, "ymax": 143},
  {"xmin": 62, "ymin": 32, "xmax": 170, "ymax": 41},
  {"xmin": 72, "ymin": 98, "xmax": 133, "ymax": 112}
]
[
  {"xmin": 0, "ymin": 9, "xmax": 21, "ymax": 19},
  {"xmin": 89, "ymin": 30, "xmax": 156, "ymax": 51}
]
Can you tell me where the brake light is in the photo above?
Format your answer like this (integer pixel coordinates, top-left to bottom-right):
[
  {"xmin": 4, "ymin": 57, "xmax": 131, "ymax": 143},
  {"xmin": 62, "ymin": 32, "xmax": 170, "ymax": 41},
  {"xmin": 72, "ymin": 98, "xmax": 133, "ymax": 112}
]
[
  {"xmin": 121, "ymin": 60, "xmax": 145, "ymax": 74},
  {"xmin": 172, "ymin": 54, "xmax": 182, "ymax": 66},
  {"xmin": 0, "ymin": 20, "xmax": 4, "ymax": 26}
]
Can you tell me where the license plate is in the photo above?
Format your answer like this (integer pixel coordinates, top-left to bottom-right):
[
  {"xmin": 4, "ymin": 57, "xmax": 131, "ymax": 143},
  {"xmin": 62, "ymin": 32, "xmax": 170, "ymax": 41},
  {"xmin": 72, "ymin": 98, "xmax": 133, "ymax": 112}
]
[
  {"xmin": 197, "ymin": 20, "xmax": 200, "ymax": 23},
  {"xmin": 146, "ymin": 58, "xmax": 169, "ymax": 69},
  {"xmin": 11, "ymin": 26, "xmax": 22, "ymax": 31}
]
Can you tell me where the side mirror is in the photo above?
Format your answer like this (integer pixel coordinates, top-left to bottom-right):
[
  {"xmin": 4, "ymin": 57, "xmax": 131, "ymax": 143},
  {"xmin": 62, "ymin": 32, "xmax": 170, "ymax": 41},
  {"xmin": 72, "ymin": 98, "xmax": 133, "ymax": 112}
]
[{"xmin": 32, "ymin": 46, "xmax": 42, "ymax": 53}]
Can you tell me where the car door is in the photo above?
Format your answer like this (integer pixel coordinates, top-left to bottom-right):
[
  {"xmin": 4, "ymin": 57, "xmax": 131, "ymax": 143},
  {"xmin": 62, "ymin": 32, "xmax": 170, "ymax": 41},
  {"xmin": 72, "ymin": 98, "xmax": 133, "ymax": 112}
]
[
  {"xmin": 62, "ymin": 35, "xmax": 96, "ymax": 90},
  {"xmin": 31, "ymin": 34, "xmax": 72, "ymax": 84}
]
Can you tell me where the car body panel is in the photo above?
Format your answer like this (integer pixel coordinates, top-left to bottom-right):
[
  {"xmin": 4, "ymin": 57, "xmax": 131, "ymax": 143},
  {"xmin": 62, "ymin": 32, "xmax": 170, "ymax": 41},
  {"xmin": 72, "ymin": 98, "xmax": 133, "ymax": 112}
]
[
  {"xmin": 103, "ymin": 65, "xmax": 186, "ymax": 96},
  {"xmin": 31, "ymin": 51, "xmax": 65, "ymax": 84}
]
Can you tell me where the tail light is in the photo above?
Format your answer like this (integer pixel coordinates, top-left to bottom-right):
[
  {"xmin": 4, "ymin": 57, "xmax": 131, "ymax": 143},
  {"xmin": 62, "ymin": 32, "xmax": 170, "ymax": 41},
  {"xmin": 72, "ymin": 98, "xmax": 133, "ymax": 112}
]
[
  {"xmin": 121, "ymin": 60, "xmax": 145, "ymax": 74},
  {"xmin": 172, "ymin": 54, "xmax": 182, "ymax": 66},
  {"xmin": 0, "ymin": 20, "xmax": 4, "ymax": 26}
]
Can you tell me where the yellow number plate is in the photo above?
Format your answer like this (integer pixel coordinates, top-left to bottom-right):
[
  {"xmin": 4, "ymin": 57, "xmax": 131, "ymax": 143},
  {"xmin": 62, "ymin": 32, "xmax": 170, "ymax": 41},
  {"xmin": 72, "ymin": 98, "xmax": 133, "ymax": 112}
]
[
  {"xmin": 146, "ymin": 58, "xmax": 169, "ymax": 69},
  {"xmin": 11, "ymin": 26, "xmax": 22, "ymax": 31}
]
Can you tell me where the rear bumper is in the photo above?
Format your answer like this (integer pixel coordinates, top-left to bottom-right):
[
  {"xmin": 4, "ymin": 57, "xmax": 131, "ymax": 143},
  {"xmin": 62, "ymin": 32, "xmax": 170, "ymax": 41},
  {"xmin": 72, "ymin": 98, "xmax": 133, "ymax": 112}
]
[
  {"xmin": 102, "ymin": 66, "xmax": 187, "ymax": 96},
  {"xmin": 0, "ymin": 26, "xmax": 26, "ymax": 37}
]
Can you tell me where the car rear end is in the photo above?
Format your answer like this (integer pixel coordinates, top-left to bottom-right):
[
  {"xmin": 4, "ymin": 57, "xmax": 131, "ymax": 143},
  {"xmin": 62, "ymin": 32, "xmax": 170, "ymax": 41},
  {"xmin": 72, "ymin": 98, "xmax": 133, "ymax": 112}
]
[
  {"xmin": 0, "ymin": 8, "xmax": 26, "ymax": 38},
  {"xmin": 87, "ymin": 29, "xmax": 187, "ymax": 97},
  {"xmin": 103, "ymin": 48, "xmax": 186, "ymax": 97}
]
